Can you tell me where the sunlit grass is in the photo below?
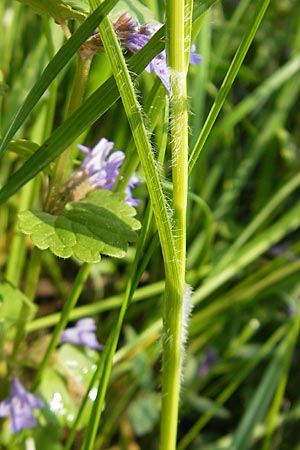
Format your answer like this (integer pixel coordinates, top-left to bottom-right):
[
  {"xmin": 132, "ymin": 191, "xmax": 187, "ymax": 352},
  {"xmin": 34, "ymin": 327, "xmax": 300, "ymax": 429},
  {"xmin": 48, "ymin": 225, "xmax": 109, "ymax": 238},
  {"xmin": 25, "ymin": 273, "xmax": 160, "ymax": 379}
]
[{"xmin": 0, "ymin": 0, "xmax": 300, "ymax": 449}]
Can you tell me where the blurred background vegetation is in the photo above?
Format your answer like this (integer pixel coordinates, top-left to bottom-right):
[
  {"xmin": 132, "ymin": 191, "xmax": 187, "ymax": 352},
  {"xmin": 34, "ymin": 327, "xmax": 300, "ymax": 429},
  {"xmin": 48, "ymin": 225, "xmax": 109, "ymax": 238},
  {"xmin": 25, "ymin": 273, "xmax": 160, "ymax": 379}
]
[{"xmin": 1, "ymin": 0, "xmax": 300, "ymax": 449}]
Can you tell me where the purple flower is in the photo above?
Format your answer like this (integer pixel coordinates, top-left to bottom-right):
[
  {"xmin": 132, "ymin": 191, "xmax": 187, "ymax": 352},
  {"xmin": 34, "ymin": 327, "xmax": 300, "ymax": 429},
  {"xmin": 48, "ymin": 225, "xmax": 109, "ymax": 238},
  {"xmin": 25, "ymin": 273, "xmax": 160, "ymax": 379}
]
[
  {"xmin": 0, "ymin": 377, "xmax": 44, "ymax": 433},
  {"xmin": 118, "ymin": 15, "xmax": 202, "ymax": 91},
  {"xmin": 144, "ymin": 45, "xmax": 202, "ymax": 91},
  {"xmin": 189, "ymin": 44, "xmax": 203, "ymax": 65},
  {"xmin": 145, "ymin": 49, "xmax": 171, "ymax": 91},
  {"xmin": 77, "ymin": 138, "xmax": 140, "ymax": 206},
  {"xmin": 268, "ymin": 242, "xmax": 289, "ymax": 257},
  {"xmin": 60, "ymin": 318, "xmax": 103, "ymax": 351},
  {"xmin": 125, "ymin": 173, "xmax": 141, "ymax": 207},
  {"xmin": 78, "ymin": 138, "xmax": 125, "ymax": 190},
  {"xmin": 198, "ymin": 348, "xmax": 219, "ymax": 378}
]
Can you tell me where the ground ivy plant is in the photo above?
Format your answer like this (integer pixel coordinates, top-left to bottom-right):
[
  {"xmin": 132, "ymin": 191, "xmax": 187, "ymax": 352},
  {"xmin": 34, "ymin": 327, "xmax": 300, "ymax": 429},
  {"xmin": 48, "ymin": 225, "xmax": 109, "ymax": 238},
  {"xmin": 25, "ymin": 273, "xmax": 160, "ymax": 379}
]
[{"xmin": 2, "ymin": 1, "xmax": 296, "ymax": 450}]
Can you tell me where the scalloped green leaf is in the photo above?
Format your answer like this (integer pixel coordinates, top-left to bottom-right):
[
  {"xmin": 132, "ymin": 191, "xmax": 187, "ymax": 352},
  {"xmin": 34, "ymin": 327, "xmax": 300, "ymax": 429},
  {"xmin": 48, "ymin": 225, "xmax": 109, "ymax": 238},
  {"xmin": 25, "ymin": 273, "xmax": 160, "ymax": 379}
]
[
  {"xmin": 64, "ymin": 0, "xmax": 90, "ymax": 14},
  {"xmin": 39, "ymin": 361, "xmax": 94, "ymax": 428},
  {"xmin": 38, "ymin": 345, "xmax": 97, "ymax": 428},
  {"xmin": 128, "ymin": 392, "xmax": 160, "ymax": 436},
  {"xmin": 18, "ymin": 190, "xmax": 141, "ymax": 263},
  {"xmin": 17, "ymin": 0, "xmax": 87, "ymax": 22}
]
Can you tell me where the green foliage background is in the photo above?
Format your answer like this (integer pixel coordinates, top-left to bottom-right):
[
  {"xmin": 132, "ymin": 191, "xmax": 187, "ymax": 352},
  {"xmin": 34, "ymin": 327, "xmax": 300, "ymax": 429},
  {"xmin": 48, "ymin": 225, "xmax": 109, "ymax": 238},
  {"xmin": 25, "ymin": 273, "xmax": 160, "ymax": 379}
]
[{"xmin": 0, "ymin": 0, "xmax": 300, "ymax": 449}]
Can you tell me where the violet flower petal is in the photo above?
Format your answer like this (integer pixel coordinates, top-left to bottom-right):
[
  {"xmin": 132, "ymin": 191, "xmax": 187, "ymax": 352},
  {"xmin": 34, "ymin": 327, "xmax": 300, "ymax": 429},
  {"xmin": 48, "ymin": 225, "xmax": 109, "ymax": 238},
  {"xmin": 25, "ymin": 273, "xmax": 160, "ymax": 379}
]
[
  {"xmin": 124, "ymin": 33, "xmax": 150, "ymax": 53},
  {"xmin": 189, "ymin": 44, "xmax": 203, "ymax": 65},
  {"xmin": 122, "ymin": 20, "xmax": 202, "ymax": 91},
  {"xmin": 0, "ymin": 377, "xmax": 44, "ymax": 433},
  {"xmin": 145, "ymin": 50, "xmax": 170, "ymax": 90},
  {"xmin": 0, "ymin": 399, "xmax": 10, "ymax": 416},
  {"xmin": 79, "ymin": 140, "xmax": 124, "ymax": 189},
  {"xmin": 76, "ymin": 138, "xmax": 140, "ymax": 205},
  {"xmin": 60, "ymin": 318, "xmax": 103, "ymax": 351},
  {"xmin": 198, "ymin": 348, "xmax": 219, "ymax": 377},
  {"xmin": 125, "ymin": 173, "xmax": 141, "ymax": 207}
]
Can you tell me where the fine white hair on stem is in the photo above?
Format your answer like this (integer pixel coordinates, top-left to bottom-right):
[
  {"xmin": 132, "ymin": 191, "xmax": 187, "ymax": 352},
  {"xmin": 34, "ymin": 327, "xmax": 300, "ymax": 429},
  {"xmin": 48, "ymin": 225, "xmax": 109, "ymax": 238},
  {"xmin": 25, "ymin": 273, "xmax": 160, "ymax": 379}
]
[
  {"xmin": 180, "ymin": 283, "xmax": 194, "ymax": 372},
  {"xmin": 169, "ymin": 68, "xmax": 186, "ymax": 101},
  {"xmin": 168, "ymin": 68, "xmax": 188, "ymax": 166}
]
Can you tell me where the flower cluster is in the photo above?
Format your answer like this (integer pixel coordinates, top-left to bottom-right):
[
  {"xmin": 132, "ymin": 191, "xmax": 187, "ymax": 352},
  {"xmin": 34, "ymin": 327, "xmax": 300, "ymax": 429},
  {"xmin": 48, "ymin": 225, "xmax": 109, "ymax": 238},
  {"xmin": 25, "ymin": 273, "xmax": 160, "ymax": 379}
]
[
  {"xmin": 0, "ymin": 377, "xmax": 44, "ymax": 433},
  {"xmin": 0, "ymin": 319, "xmax": 102, "ymax": 434},
  {"xmin": 60, "ymin": 318, "xmax": 103, "ymax": 351},
  {"xmin": 114, "ymin": 12, "xmax": 202, "ymax": 91},
  {"xmin": 82, "ymin": 13, "xmax": 202, "ymax": 91},
  {"xmin": 78, "ymin": 139, "xmax": 125, "ymax": 191},
  {"xmin": 62, "ymin": 137, "xmax": 140, "ymax": 208}
]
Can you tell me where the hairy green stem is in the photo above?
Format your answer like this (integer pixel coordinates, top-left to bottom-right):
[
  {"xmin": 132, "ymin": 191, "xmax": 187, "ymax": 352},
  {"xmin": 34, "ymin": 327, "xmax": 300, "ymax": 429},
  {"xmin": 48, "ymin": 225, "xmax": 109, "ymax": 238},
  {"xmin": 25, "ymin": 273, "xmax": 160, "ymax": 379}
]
[
  {"xmin": 7, "ymin": 20, "xmax": 60, "ymax": 364},
  {"xmin": 94, "ymin": 15, "xmax": 177, "ymax": 277},
  {"xmin": 159, "ymin": 1, "xmax": 191, "ymax": 449},
  {"xmin": 85, "ymin": 1, "xmax": 181, "ymax": 448},
  {"xmin": 41, "ymin": 15, "xmax": 58, "ymax": 139}
]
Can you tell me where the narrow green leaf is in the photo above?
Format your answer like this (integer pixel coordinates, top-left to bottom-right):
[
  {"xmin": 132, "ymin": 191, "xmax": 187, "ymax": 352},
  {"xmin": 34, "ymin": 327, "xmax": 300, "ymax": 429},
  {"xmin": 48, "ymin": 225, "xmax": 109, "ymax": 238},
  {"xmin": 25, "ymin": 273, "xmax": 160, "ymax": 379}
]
[
  {"xmin": 0, "ymin": 275, "xmax": 37, "ymax": 337},
  {"xmin": 193, "ymin": 0, "xmax": 218, "ymax": 19},
  {"xmin": 0, "ymin": 26, "xmax": 164, "ymax": 204},
  {"xmin": 189, "ymin": 0, "xmax": 271, "ymax": 172},
  {"xmin": 210, "ymin": 54, "xmax": 300, "ymax": 146},
  {"xmin": 193, "ymin": 201, "xmax": 300, "ymax": 305},
  {"xmin": 0, "ymin": 0, "xmax": 119, "ymax": 157},
  {"xmin": 6, "ymin": 139, "xmax": 39, "ymax": 160},
  {"xmin": 230, "ymin": 334, "xmax": 289, "ymax": 450},
  {"xmin": 0, "ymin": 81, "xmax": 9, "ymax": 96}
]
